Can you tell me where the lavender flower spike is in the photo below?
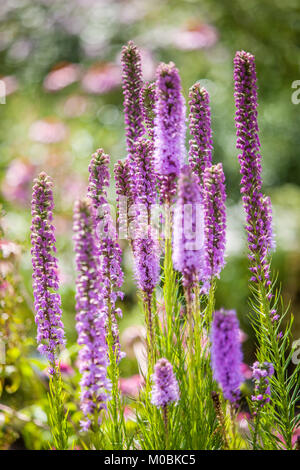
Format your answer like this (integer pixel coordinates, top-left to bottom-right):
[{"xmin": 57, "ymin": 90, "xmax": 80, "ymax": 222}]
[
  {"xmin": 88, "ymin": 148, "xmax": 125, "ymax": 362},
  {"xmin": 151, "ymin": 358, "xmax": 180, "ymax": 408},
  {"xmin": 154, "ymin": 62, "xmax": 186, "ymax": 202},
  {"xmin": 121, "ymin": 41, "xmax": 144, "ymax": 155},
  {"xmin": 31, "ymin": 172, "xmax": 65, "ymax": 373},
  {"xmin": 261, "ymin": 195, "xmax": 276, "ymax": 253},
  {"xmin": 251, "ymin": 361, "xmax": 274, "ymax": 411},
  {"xmin": 114, "ymin": 158, "xmax": 133, "ymax": 240},
  {"xmin": 134, "ymin": 226, "xmax": 160, "ymax": 295},
  {"xmin": 140, "ymin": 81, "xmax": 156, "ymax": 139},
  {"xmin": 173, "ymin": 166, "xmax": 205, "ymax": 289},
  {"xmin": 211, "ymin": 309, "xmax": 243, "ymax": 403},
  {"xmin": 189, "ymin": 84, "xmax": 213, "ymax": 182},
  {"xmin": 73, "ymin": 199, "xmax": 111, "ymax": 430},
  {"xmin": 202, "ymin": 163, "xmax": 226, "ymax": 289}
]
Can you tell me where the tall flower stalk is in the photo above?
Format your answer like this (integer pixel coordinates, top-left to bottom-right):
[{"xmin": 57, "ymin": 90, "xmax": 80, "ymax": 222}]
[
  {"xmin": 31, "ymin": 172, "xmax": 68, "ymax": 449},
  {"xmin": 73, "ymin": 199, "xmax": 111, "ymax": 435},
  {"xmin": 88, "ymin": 148, "xmax": 125, "ymax": 449},
  {"xmin": 189, "ymin": 84, "xmax": 213, "ymax": 183},
  {"xmin": 234, "ymin": 50, "xmax": 299, "ymax": 449},
  {"xmin": 140, "ymin": 81, "xmax": 156, "ymax": 140},
  {"xmin": 121, "ymin": 41, "xmax": 144, "ymax": 155}
]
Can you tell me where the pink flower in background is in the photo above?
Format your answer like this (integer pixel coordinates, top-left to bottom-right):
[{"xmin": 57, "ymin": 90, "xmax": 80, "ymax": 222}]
[
  {"xmin": 81, "ymin": 63, "xmax": 121, "ymax": 94},
  {"xmin": 0, "ymin": 75, "xmax": 19, "ymax": 96},
  {"xmin": 63, "ymin": 95, "xmax": 89, "ymax": 118},
  {"xmin": 0, "ymin": 240, "xmax": 21, "ymax": 259},
  {"xmin": 29, "ymin": 119, "xmax": 68, "ymax": 144},
  {"xmin": 240, "ymin": 363, "xmax": 252, "ymax": 380},
  {"xmin": 59, "ymin": 362, "xmax": 74, "ymax": 376},
  {"xmin": 119, "ymin": 375, "xmax": 144, "ymax": 398},
  {"xmin": 43, "ymin": 63, "xmax": 80, "ymax": 92},
  {"xmin": 173, "ymin": 22, "xmax": 218, "ymax": 50},
  {"xmin": 3, "ymin": 159, "xmax": 35, "ymax": 204}
]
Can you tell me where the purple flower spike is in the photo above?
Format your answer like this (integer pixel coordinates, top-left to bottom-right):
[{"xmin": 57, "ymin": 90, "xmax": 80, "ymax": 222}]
[
  {"xmin": 261, "ymin": 195, "xmax": 276, "ymax": 253},
  {"xmin": 211, "ymin": 309, "xmax": 243, "ymax": 403},
  {"xmin": 130, "ymin": 138, "xmax": 157, "ymax": 212},
  {"xmin": 151, "ymin": 358, "xmax": 180, "ymax": 408},
  {"xmin": 73, "ymin": 199, "xmax": 111, "ymax": 429},
  {"xmin": 234, "ymin": 50, "xmax": 277, "ymax": 307},
  {"xmin": 114, "ymin": 158, "xmax": 133, "ymax": 239},
  {"xmin": 189, "ymin": 84, "xmax": 213, "ymax": 183},
  {"xmin": 202, "ymin": 163, "xmax": 226, "ymax": 289},
  {"xmin": 173, "ymin": 166, "xmax": 205, "ymax": 288},
  {"xmin": 121, "ymin": 41, "xmax": 144, "ymax": 155},
  {"xmin": 140, "ymin": 81, "xmax": 156, "ymax": 139},
  {"xmin": 31, "ymin": 172, "xmax": 65, "ymax": 371},
  {"xmin": 251, "ymin": 361, "xmax": 274, "ymax": 410},
  {"xmin": 133, "ymin": 227, "xmax": 160, "ymax": 295},
  {"xmin": 88, "ymin": 149, "xmax": 125, "ymax": 363},
  {"xmin": 154, "ymin": 62, "xmax": 186, "ymax": 202}
]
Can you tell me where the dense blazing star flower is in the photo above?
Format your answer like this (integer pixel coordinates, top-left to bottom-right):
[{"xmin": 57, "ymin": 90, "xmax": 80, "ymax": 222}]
[
  {"xmin": 130, "ymin": 138, "xmax": 157, "ymax": 216},
  {"xmin": 154, "ymin": 62, "xmax": 186, "ymax": 202},
  {"xmin": 211, "ymin": 309, "xmax": 243, "ymax": 403},
  {"xmin": 31, "ymin": 172, "xmax": 65, "ymax": 373},
  {"xmin": 251, "ymin": 361, "xmax": 274, "ymax": 411},
  {"xmin": 140, "ymin": 81, "xmax": 156, "ymax": 140},
  {"xmin": 73, "ymin": 199, "xmax": 111, "ymax": 429},
  {"xmin": 121, "ymin": 41, "xmax": 144, "ymax": 155},
  {"xmin": 261, "ymin": 195, "xmax": 276, "ymax": 253},
  {"xmin": 151, "ymin": 358, "xmax": 180, "ymax": 408},
  {"xmin": 234, "ymin": 51, "xmax": 273, "ymax": 288},
  {"xmin": 133, "ymin": 226, "xmax": 160, "ymax": 295},
  {"xmin": 202, "ymin": 163, "xmax": 226, "ymax": 289},
  {"xmin": 188, "ymin": 84, "xmax": 213, "ymax": 183},
  {"xmin": 88, "ymin": 148, "xmax": 125, "ymax": 362},
  {"xmin": 173, "ymin": 166, "xmax": 205, "ymax": 289}
]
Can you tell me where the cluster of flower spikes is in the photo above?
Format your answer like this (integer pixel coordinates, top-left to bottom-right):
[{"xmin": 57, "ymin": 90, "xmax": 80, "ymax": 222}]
[
  {"xmin": 151, "ymin": 358, "xmax": 180, "ymax": 408},
  {"xmin": 88, "ymin": 148, "xmax": 125, "ymax": 362},
  {"xmin": 31, "ymin": 172, "xmax": 65, "ymax": 374},
  {"xmin": 139, "ymin": 81, "xmax": 156, "ymax": 140},
  {"xmin": 202, "ymin": 163, "xmax": 226, "ymax": 292},
  {"xmin": 251, "ymin": 361, "xmax": 274, "ymax": 413},
  {"xmin": 211, "ymin": 309, "xmax": 243, "ymax": 404},
  {"xmin": 188, "ymin": 83, "xmax": 213, "ymax": 183},
  {"xmin": 234, "ymin": 51, "xmax": 276, "ymax": 313},
  {"xmin": 121, "ymin": 40, "xmax": 144, "ymax": 155},
  {"xmin": 73, "ymin": 199, "xmax": 111, "ymax": 430},
  {"xmin": 154, "ymin": 61, "xmax": 186, "ymax": 203},
  {"xmin": 173, "ymin": 165, "xmax": 205, "ymax": 290}
]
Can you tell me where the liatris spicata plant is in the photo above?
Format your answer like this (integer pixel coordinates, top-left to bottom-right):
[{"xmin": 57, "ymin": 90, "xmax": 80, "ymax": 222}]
[
  {"xmin": 31, "ymin": 172, "xmax": 68, "ymax": 449},
  {"xmin": 88, "ymin": 148, "xmax": 125, "ymax": 448},
  {"xmin": 151, "ymin": 358, "xmax": 179, "ymax": 448},
  {"xmin": 233, "ymin": 51, "xmax": 272, "ymax": 290},
  {"xmin": 121, "ymin": 41, "xmax": 144, "ymax": 155},
  {"xmin": 189, "ymin": 84, "xmax": 213, "ymax": 183},
  {"xmin": 154, "ymin": 62, "xmax": 186, "ymax": 202},
  {"xmin": 211, "ymin": 309, "xmax": 243, "ymax": 404},
  {"xmin": 140, "ymin": 81, "xmax": 156, "ymax": 140},
  {"xmin": 202, "ymin": 163, "xmax": 226, "ymax": 291},
  {"xmin": 173, "ymin": 166, "xmax": 204, "ymax": 290},
  {"xmin": 31, "ymin": 172, "xmax": 65, "ymax": 369},
  {"xmin": 73, "ymin": 199, "xmax": 111, "ymax": 432}
]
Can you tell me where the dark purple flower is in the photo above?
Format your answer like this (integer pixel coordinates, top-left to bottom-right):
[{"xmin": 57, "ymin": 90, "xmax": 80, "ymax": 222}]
[
  {"xmin": 202, "ymin": 163, "xmax": 226, "ymax": 290},
  {"xmin": 251, "ymin": 361, "xmax": 274, "ymax": 410},
  {"xmin": 154, "ymin": 62, "xmax": 186, "ymax": 202},
  {"xmin": 114, "ymin": 158, "xmax": 133, "ymax": 240},
  {"xmin": 31, "ymin": 172, "xmax": 65, "ymax": 371},
  {"xmin": 261, "ymin": 195, "xmax": 275, "ymax": 253},
  {"xmin": 73, "ymin": 199, "xmax": 111, "ymax": 429},
  {"xmin": 151, "ymin": 358, "xmax": 179, "ymax": 408},
  {"xmin": 211, "ymin": 309, "xmax": 243, "ymax": 403},
  {"xmin": 88, "ymin": 149, "xmax": 125, "ymax": 362},
  {"xmin": 140, "ymin": 81, "xmax": 156, "ymax": 140},
  {"xmin": 133, "ymin": 227, "xmax": 160, "ymax": 295},
  {"xmin": 234, "ymin": 51, "xmax": 272, "ymax": 289},
  {"xmin": 121, "ymin": 41, "xmax": 144, "ymax": 155},
  {"xmin": 173, "ymin": 166, "xmax": 205, "ymax": 288},
  {"xmin": 188, "ymin": 84, "xmax": 213, "ymax": 183}
]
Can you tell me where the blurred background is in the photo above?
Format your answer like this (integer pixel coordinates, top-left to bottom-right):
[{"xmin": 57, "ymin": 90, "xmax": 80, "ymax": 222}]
[{"xmin": 0, "ymin": 0, "xmax": 300, "ymax": 447}]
